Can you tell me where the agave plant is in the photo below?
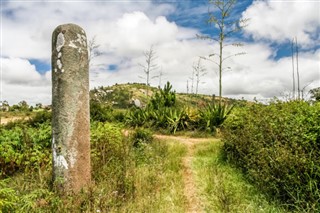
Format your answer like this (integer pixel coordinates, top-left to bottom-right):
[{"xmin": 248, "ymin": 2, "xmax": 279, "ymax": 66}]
[
  {"xmin": 198, "ymin": 103, "xmax": 234, "ymax": 132},
  {"xmin": 166, "ymin": 108, "xmax": 190, "ymax": 134},
  {"xmin": 125, "ymin": 108, "xmax": 148, "ymax": 127}
]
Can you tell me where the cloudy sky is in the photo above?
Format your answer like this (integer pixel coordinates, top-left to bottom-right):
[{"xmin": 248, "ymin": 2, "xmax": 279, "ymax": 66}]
[{"xmin": 1, "ymin": 0, "xmax": 319, "ymax": 105}]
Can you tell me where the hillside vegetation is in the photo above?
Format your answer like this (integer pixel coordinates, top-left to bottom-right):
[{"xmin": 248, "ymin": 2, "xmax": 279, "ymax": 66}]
[{"xmin": 1, "ymin": 82, "xmax": 319, "ymax": 212}]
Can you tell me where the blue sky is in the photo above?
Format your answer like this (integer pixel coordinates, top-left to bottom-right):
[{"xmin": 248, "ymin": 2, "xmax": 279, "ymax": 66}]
[{"xmin": 1, "ymin": 0, "xmax": 319, "ymax": 105}]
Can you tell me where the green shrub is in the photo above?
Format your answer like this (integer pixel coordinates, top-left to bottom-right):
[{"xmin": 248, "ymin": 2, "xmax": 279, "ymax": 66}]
[
  {"xmin": 223, "ymin": 101, "xmax": 320, "ymax": 211},
  {"xmin": 132, "ymin": 128, "xmax": 153, "ymax": 147},
  {"xmin": 90, "ymin": 122, "xmax": 135, "ymax": 197},
  {"xmin": 0, "ymin": 123, "xmax": 51, "ymax": 177},
  {"xmin": 0, "ymin": 180, "xmax": 18, "ymax": 212},
  {"xmin": 28, "ymin": 110, "xmax": 51, "ymax": 127},
  {"xmin": 198, "ymin": 102, "xmax": 234, "ymax": 133},
  {"xmin": 125, "ymin": 108, "xmax": 148, "ymax": 127},
  {"xmin": 149, "ymin": 81, "xmax": 176, "ymax": 109},
  {"xmin": 90, "ymin": 101, "xmax": 114, "ymax": 122}
]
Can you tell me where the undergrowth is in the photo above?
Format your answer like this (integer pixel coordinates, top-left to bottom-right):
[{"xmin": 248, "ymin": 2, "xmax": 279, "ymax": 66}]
[
  {"xmin": 223, "ymin": 101, "xmax": 320, "ymax": 212},
  {"xmin": 0, "ymin": 122, "xmax": 187, "ymax": 212},
  {"xmin": 193, "ymin": 140, "xmax": 286, "ymax": 213}
]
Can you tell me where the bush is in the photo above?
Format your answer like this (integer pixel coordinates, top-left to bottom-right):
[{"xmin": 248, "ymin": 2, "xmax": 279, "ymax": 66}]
[
  {"xmin": 90, "ymin": 101, "xmax": 114, "ymax": 122},
  {"xmin": 223, "ymin": 101, "xmax": 320, "ymax": 211},
  {"xmin": 28, "ymin": 110, "xmax": 51, "ymax": 127},
  {"xmin": 132, "ymin": 128, "xmax": 153, "ymax": 147},
  {"xmin": 0, "ymin": 123, "xmax": 51, "ymax": 177},
  {"xmin": 198, "ymin": 102, "xmax": 234, "ymax": 133},
  {"xmin": 90, "ymin": 122, "xmax": 135, "ymax": 197}
]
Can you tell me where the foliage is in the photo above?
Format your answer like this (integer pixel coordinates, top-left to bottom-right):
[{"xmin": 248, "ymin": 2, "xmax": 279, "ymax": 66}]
[
  {"xmin": 223, "ymin": 101, "xmax": 320, "ymax": 211},
  {"xmin": 28, "ymin": 110, "xmax": 51, "ymax": 127},
  {"xmin": 125, "ymin": 82, "xmax": 233, "ymax": 134},
  {"xmin": 90, "ymin": 101, "xmax": 114, "ymax": 122},
  {"xmin": 149, "ymin": 81, "xmax": 176, "ymax": 109},
  {"xmin": 125, "ymin": 82, "xmax": 191, "ymax": 133},
  {"xmin": 0, "ymin": 123, "xmax": 51, "ymax": 177},
  {"xmin": 198, "ymin": 102, "xmax": 234, "ymax": 133},
  {"xmin": 132, "ymin": 128, "xmax": 153, "ymax": 147},
  {"xmin": 310, "ymin": 87, "xmax": 320, "ymax": 101},
  {"xmin": 90, "ymin": 86, "xmax": 133, "ymax": 108},
  {"xmin": 0, "ymin": 179, "xmax": 18, "ymax": 213},
  {"xmin": 193, "ymin": 140, "xmax": 285, "ymax": 212},
  {"xmin": 125, "ymin": 107, "xmax": 148, "ymax": 127}
]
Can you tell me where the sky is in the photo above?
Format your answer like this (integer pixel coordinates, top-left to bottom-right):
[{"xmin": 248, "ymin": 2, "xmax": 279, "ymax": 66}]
[{"xmin": 0, "ymin": 0, "xmax": 319, "ymax": 105}]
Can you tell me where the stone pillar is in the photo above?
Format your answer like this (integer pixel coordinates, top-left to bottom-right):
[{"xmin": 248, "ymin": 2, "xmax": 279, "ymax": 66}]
[{"xmin": 51, "ymin": 23, "xmax": 90, "ymax": 193}]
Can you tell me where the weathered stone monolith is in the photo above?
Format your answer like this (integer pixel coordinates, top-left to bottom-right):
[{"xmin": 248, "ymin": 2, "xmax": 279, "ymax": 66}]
[{"xmin": 51, "ymin": 23, "xmax": 90, "ymax": 193}]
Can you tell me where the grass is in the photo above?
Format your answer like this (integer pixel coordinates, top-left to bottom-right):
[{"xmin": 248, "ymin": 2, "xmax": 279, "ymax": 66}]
[
  {"xmin": 193, "ymin": 140, "xmax": 287, "ymax": 213},
  {"xmin": 1, "ymin": 136, "xmax": 188, "ymax": 212}
]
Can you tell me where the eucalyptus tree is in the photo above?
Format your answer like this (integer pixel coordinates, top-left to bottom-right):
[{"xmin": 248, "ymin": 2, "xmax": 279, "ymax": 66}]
[{"xmin": 198, "ymin": 0, "xmax": 248, "ymax": 101}]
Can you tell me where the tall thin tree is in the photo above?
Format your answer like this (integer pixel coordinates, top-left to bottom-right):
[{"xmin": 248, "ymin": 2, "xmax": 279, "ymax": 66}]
[
  {"xmin": 198, "ymin": 0, "xmax": 247, "ymax": 102},
  {"xmin": 193, "ymin": 57, "xmax": 207, "ymax": 95},
  {"xmin": 295, "ymin": 37, "xmax": 300, "ymax": 100},
  {"xmin": 189, "ymin": 68, "xmax": 195, "ymax": 94},
  {"xmin": 139, "ymin": 45, "xmax": 158, "ymax": 99},
  {"xmin": 291, "ymin": 38, "xmax": 296, "ymax": 100}
]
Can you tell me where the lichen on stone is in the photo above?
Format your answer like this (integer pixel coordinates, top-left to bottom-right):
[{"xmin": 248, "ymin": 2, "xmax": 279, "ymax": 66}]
[
  {"xmin": 69, "ymin": 40, "xmax": 78, "ymax": 48},
  {"xmin": 57, "ymin": 59, "xmax": 62, "ymax": 69},
  {"xmin": 56, "ymin": 32, "xmax": 65, "ymax": 52},
  {"xmin": 56, "ymin": 155, "xmax": 69, "ymax": 169}
]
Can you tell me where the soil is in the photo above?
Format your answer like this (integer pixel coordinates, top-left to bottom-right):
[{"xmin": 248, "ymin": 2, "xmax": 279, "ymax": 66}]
[
  {"xmin": 154, "ymin": 135, "xmax": 213, "ymax": 213},
  {"xmin": 0, "ymin": 116, "xmax": 28, "ymax": 125}
]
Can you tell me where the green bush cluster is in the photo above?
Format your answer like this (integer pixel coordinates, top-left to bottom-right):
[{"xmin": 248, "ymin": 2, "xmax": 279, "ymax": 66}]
[
  {"xmin": 132, "ymin": 128, "xmax": 153, "ymax": 147},
  {"xmin": 223, "ymin": 101, "xmax": 320, "ymax": 211},
  {"xmin": 90, "ymin": 101, "xmax": 125, "ymax": 122},
  {"xmin": 126, "ymin": 82, "xmax": 234, "ymax": 134},
  {"xmin": 0, "ymin": 122, "xmax": 51, "ymax": 177}
]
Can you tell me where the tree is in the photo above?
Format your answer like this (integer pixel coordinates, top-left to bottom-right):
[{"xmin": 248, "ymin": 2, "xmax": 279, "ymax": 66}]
[
  {"xmin": 189, "ymin": 67, "xmax": 195, "ymax": 94},
  {"xmin": 139, "ymin": 45, "xmax": 158, "ymax": 99},
  {"xmin": 310, "ymin": 87, "xmax": 320, "ymax": 102},
  {"xmin": 198, "ymin": 0, "xmax": 247, "ymax": 102},
  {"xmin": 193, "ymin": 57, "xmax": 207, "ymax": 95},
  {"xmin": 291, "ymin": 37, "xmax": 301, "ymax": 100},
  {"xmin": 88, "ymin": 35, "xmax": 102, "ymax": 68},
  {"xmin": 18, "ymin": 100, "xmax": 29, "ymax": 112}
]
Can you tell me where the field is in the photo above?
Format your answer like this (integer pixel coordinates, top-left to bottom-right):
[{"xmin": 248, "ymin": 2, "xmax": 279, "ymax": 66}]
[{"xmin": 1, "ymin": 83, "xmax": 319, "ymax": 212}]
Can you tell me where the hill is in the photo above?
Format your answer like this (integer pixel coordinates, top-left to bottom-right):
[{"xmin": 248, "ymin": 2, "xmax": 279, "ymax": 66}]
[{"xmin": 90, "ymin": 83, "xmax": 245, "ymax": 109}]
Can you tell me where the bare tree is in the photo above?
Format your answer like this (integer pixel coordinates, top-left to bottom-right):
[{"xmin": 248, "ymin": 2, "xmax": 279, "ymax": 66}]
[
  {"xmin": 291, "ymin": 37, "xmax": 301, "ymax": 100},
  {"xmin": 291, "ymin": 38, "xmax": 296, "ymax": 99},
  {"xmin": 198, "ymin": 0, "xmax": 247, "ymax": 102},
  {"xmin": 187, "ymin": 80, "xmax": 190, "ymax": 94},
  {"xmin": 139, "ymin": 45, "xmax": 158, "ymax": 99},
  {"xmin": 295, "ymin": 37, "xmax": 300, "ymax": 100},
  {"xmin": 189, "ymin": 68, "xmax": 195, "ymax": 94},
  {"xmin": 153, "ymin": 66, "xmax": 165, "ymax": 88},
  {"xmin": 193, "ymin": 57, "xmax": 207, "ymax": 95},
  {"xmin": 88, "ymin": 35, "xmax": 102, "ymax": 67}
]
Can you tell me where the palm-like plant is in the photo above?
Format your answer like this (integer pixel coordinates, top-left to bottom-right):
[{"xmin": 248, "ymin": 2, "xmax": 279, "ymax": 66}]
[{"xmin": 198, "ymin": 103, "xmax": 234, "ymax": 132}]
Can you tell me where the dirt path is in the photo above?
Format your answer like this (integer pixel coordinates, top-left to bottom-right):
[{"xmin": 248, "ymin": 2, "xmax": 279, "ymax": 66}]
[
  {"xmin": 0, "ymin": 116, "xmax": 28, "ymax": 125},
  {"xmin": 154, "ymin": 135, "xmax": 213, "ymax": 213}
]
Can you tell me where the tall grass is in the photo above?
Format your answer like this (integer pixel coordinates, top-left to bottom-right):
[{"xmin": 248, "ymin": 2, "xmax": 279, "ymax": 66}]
[
  {"xmin": 0, "ymin": 123, "xmax": 187, "ymax": 212},
  {"xmin": 193, "ymin": 140, "xmax": 286, "ymax": 213}
]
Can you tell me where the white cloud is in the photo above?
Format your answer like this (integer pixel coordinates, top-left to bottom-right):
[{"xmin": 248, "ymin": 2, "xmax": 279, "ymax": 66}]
[
  {"xmin": 2, "ymin": 58, "xmax": 49, "ymax": 85},
  {"xmin": 242, "ymin": 0, "xmax": 320, "ymax": 47},
  {"xmin": 223, "ymin": 45, "xmax": 320, "ymax": 99},
  {"xmin": 1, "ymin": 1, "xmax": 319, "ymax": 105}
]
